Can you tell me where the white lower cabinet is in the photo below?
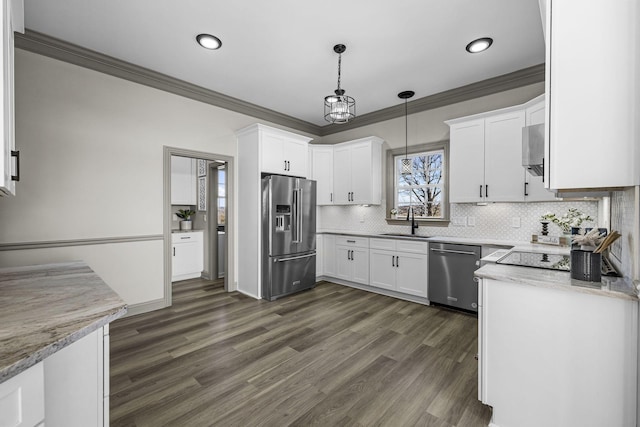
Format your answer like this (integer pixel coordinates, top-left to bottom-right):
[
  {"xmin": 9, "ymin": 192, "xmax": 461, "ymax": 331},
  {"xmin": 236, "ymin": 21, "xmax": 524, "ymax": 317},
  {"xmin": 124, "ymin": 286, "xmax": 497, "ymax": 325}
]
[
  {"xmin": 0, "ymin": 361, "xmax": 45, "ymax": 427},
  {"xmin": 334, "ymin": 236, "xmax": 369, "ymax": 285},
  {"xmin": 172, "ymin": 231, "xmax": 204, "ymax": 281},
  {"xmin": 478, "ymin": 278, "xmax": 637, "ymax": 427},
  {"xmin": 369, "ymin": 238, "xmax": 428, "ymax": 297}
]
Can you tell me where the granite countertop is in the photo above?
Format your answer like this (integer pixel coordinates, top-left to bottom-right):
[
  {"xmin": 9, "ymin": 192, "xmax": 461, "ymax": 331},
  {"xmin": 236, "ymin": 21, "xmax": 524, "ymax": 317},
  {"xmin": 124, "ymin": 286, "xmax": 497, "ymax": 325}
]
[
  {"xmin": 475, "ymin": 263, "xmax": 638, "ymax": 301},
  {"xmin": 0, "ymin": 261, "xmax": 128, "ymax": 383}
]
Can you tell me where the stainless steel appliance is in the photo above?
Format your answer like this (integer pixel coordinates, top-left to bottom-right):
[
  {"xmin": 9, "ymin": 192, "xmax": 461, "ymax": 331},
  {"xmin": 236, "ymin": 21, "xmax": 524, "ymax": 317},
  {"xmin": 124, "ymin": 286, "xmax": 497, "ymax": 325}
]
[
  {"xmin": 428, "ymin": 242, "xmax": 481, "ymax": 312},
  {"xmin": 262, "ymin": 175, "xmax": 316, "ymax": 301}
]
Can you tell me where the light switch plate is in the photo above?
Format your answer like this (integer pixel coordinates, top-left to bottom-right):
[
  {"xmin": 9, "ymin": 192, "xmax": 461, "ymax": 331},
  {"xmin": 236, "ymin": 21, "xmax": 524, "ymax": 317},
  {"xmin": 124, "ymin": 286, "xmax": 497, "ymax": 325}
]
[
  {"xmin": 467, "ymin": 216, "xmax": 476, "ymax": 227},
  {"xmin": 452, "ymin": 216, "xmax": 467, "ymax": 226},
  {"xmin": 511, "ymin": 217, "xmax": 521, "ymax": 228}
]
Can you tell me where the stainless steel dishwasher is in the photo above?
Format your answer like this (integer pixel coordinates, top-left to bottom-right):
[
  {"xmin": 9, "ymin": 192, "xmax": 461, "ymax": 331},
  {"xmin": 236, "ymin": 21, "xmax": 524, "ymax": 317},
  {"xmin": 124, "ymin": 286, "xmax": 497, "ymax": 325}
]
[{"xmin": 428, "ymin": 242, "xmax": 481, "ymax": 312}]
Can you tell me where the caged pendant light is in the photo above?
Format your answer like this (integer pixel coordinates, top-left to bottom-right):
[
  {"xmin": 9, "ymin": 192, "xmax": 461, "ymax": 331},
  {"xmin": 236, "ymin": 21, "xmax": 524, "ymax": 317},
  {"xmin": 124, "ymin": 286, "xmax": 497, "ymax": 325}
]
[
  {"xmin": 324, "ymin": 44, "xmax": 356, "ymax": 124},
  {"xmin": 398, "ymin": 90, "xmax": 415, "ymax": 175}
]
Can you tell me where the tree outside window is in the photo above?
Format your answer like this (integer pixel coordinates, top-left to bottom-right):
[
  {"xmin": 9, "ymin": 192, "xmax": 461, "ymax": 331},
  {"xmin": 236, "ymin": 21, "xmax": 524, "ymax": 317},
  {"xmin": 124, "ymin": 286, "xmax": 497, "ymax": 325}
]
[{"xmin": 394, "ymin": 150, "xmax": 444, "ymax": 219}]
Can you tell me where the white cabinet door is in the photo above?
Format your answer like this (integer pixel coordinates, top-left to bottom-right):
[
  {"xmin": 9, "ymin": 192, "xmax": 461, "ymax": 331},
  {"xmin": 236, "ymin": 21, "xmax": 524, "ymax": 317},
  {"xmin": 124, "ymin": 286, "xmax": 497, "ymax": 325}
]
[
  {"xmin": 323, "ymin": 235, "xmax": 336, "ymax": 276},
  {"xmin": 369, "ymin": 249, "xmax": 396, "ymax": 290},
  {"xmin": 0, "ymin": 362, "xmax": 45, "ymax": 427},
  {"xmin": 260, "ymin": 132, "xmax": 286, "ymax": 175},
  {"xmin": 350, "ymin": 142, "xmax": 374, "ymax": 204},
  {"xmin": 310, "ymin": 145, "xmax": 334, "ymax": 205},
  {"xmin": 285, "ymin": 139, "xmax": 309, "ymax": 178},
  {"xmin": 172, "ymin": 232, "xmax": 204, "ymax": 281},
  {"xmin": 449, "ymin": 119, "xmax": 485, "ymax": 203},
  {"xmin": 396, "ymin": 253, "xmax": 428, "ymax": 297},
  {"xmin": 0, "ymin": 0, "xmax": 23, "ymax": 196},
  {"xmin": 351, "ymin": 247, "xmax": 369, "ymax": 285},
  {"xmin": 334, "ymin": 245, "xmax": 352, "ymax": 281},
  {"xmin": 171, "ymin": 156, "xmax": 196, "ymax": 205},
  {"xmin": 333, "ymin": 145, "xmax": 352, "ymax": 204},
  {"xmin": 484, "ymin": 111, "xmax": 526, "ymax": 202},
  {"xmin": 546, "ymin": 0, "xmax": 639, "ymax": 189}
]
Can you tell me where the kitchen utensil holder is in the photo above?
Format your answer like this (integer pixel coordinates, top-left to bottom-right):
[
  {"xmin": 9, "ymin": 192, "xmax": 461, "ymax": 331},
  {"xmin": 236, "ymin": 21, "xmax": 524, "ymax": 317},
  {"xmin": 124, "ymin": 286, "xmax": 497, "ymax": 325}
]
[{"xmin": 570, "ymin": 249, "xmax": 601, "ymax": 282}]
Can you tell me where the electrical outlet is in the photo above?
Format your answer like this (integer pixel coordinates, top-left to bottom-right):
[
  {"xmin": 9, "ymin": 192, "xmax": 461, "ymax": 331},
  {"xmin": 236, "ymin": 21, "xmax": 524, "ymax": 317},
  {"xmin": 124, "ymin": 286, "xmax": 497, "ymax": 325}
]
[
  {"xmin": 172, "ymin": 213, "xmax": 179, "ymax": 221},
  {"xmin": 452, "ymin": 216, "xmax": 466, "ymax": 226},
  {"xmin": 467, "ymin": 216, "xmax": 476, "ymax": 227},
  {"xmin": 360, "ymin": 214, "xmax": 365, "ymax": 223},
  {"xmin": 511, "ymin": 217, "xmax": 521, "ymax": 228},
  {"xmin": 203, "ymin": 214, "xmax": 207, "ymax": 222}
]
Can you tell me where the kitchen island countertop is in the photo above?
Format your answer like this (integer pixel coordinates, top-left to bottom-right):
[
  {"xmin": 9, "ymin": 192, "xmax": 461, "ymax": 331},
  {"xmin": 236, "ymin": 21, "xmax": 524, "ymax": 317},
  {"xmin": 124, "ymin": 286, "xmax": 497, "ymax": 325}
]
[
  {"xmin": 0, "ymin": 261, "xmax": 127, "ymax": 383},
  {"xmin": 475, "ymin": 263, "xmax": 638, "ymax": 301}
]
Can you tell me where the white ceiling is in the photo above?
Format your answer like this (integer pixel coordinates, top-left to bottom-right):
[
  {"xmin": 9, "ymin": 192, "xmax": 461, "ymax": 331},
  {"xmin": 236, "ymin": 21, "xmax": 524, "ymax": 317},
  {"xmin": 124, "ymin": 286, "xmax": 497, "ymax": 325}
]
[{"xmin": 23, "ymin": 0, "xmax": 545, "ymax": 127}]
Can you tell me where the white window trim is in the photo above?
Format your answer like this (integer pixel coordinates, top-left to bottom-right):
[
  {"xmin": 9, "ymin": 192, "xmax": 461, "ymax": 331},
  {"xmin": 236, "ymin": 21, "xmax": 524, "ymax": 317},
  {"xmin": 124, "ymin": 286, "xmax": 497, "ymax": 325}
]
[{"xmin": 385, "ymin": 140, "xmax": 450, "ymax": 225}]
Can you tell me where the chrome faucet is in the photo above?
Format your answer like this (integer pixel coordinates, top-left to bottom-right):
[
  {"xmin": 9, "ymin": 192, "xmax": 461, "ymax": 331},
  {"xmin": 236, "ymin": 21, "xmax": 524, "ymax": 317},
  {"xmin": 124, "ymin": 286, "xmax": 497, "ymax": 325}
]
[{"xmin": 406, "ymin": 207, "xmax": 418, "ymax": 235}]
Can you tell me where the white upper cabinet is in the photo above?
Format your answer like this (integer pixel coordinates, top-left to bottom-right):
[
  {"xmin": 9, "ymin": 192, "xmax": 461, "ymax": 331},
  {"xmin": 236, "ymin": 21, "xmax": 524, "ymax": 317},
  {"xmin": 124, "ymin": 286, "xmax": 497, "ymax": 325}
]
[
  {"xmin": 309, "ymin": 145, "xmax": 334, "ymax": 205},
  {"xmin": 170, "ymin": 156, "xmax": 196, "ymax": 205},
  {"xmin": 448, "ymin": 110, "xmax": 525, "ymax": 203},
  {"xmin": 545, "ymin": 0, "xmax": 639, "ymax": 189},
  {"xmin": 259, "ymin": 127, "xmax": 310, "ymax": 177},
  {"xmin": 0, "ymin": 0, "xmax": 24, "ymax": 196},
  {"xmin": 331, "ymin": 137, "xmax": 383, "ymax": 205}
]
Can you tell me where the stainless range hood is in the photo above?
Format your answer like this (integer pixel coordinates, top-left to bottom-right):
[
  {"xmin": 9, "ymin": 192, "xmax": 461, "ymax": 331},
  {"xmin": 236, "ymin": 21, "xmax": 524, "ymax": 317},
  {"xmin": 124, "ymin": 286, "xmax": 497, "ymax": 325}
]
[{"xmin": 522, "ymin": 123, "xmax": 544, "ymax": 176}]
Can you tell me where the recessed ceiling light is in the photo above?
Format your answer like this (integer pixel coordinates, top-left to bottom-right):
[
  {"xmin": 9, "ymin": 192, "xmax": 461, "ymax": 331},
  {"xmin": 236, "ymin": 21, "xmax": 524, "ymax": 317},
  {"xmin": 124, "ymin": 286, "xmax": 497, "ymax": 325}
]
[
  {"xmin": 196, "ymin": 34, "xmax": 222, "ymax": 50},
  {"xmin": 466, "ymin": 37, "xmax": 493, "ymax": 53}
]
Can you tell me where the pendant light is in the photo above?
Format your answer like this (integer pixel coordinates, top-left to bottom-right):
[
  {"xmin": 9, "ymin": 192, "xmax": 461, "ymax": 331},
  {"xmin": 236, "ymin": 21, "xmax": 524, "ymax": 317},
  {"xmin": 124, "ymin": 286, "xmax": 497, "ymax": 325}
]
[
  {"xmin": 324, "ymin": 44, "xmax": 356, "ymax": 124},
  {"xmin": 398, "ymin": 90, "xmax": 415, "ymax": 175}
]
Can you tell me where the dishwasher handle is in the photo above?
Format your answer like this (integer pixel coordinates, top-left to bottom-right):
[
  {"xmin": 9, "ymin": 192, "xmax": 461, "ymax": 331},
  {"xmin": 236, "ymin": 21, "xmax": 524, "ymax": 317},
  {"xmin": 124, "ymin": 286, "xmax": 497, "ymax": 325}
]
[{"xmin": 430, "ymin": 248, "xmax": 478, "ymax": 256}]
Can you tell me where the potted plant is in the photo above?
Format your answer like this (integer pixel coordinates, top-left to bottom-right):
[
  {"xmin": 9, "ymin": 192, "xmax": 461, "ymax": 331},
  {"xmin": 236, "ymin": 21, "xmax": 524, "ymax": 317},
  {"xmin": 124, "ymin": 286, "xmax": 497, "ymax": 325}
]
[{"xmin": 176, "ymin": 209, "xmax": 195, "ymax": 230}]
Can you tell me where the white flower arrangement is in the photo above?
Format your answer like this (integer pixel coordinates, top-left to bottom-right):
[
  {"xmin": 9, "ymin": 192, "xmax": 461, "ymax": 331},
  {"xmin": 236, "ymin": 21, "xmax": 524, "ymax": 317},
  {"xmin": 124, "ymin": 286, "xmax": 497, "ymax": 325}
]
[{"xmin": 540, "ymin": 208, "xmax": 594, "ymax": 234}]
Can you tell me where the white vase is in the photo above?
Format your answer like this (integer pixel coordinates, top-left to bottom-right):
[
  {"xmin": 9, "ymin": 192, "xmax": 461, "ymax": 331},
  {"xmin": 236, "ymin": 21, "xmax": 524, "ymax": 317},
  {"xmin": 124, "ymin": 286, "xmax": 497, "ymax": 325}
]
[{"xmin": 180, "ymin": 220, "xmax": 192, "ymax": 230}]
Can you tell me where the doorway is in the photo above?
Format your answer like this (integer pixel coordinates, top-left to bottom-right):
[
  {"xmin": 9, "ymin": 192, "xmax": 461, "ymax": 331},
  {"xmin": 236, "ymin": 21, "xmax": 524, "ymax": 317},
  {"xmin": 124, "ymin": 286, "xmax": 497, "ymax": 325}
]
[{"xmin": 164, "ymin": 147, "xmax": 234, "ymax": 308}]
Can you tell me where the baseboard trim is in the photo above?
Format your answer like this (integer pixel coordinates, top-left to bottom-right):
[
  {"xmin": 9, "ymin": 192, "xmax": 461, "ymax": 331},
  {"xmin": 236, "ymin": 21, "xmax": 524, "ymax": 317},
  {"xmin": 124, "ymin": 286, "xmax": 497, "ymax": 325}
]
[
  {"xmin": 124, "ymin": 298, "xmax": 167, "ymax": 317},
  {"xmin": 318, "ymin": 276, "xmax": 430, "ymax": 306}
]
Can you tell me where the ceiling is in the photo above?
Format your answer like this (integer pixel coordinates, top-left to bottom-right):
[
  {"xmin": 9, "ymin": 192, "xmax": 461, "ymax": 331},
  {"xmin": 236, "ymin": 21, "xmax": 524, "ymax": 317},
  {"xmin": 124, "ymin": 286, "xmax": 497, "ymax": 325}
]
[{"xmin": 23, "ymin": 0, "xmax": 545, "ymax": 129}]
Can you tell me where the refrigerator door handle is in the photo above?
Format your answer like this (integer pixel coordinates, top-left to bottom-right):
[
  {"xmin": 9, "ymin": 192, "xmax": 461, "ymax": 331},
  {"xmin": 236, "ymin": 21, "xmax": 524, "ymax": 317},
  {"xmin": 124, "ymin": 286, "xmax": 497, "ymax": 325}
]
[
  {"xmin": 275, "ymin": 252, "xmax": 316, "ymax": 262},
  {"xmin": 292, "ymin": 188, "xmax": 303, "ymax": 243}
]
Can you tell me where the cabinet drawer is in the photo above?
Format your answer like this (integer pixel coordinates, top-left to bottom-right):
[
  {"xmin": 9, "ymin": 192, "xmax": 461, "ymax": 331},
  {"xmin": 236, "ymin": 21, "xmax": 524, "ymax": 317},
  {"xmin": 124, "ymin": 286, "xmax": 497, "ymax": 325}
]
[
  {"xmin": 369, "ymin": 238, "xmax": 396, "ymax": 251},
  {"xmin": 396, "ymin": 240, "xmax": 428, "ymax": 254},
  {"xmin": 172, "ymin": 231, "xmax": 203, "ymax": 243},
  {"xmin": 335, "ymin": 236, "xmax": 369, "ymax": 248}
]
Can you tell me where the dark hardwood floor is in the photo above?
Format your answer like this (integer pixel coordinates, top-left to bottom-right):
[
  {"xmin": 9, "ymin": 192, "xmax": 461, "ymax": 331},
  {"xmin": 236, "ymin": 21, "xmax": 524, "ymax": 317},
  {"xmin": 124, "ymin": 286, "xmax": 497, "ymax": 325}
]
[{"xmin": 110, "ymin": 279, "xmax": 492, "ymax": 426}]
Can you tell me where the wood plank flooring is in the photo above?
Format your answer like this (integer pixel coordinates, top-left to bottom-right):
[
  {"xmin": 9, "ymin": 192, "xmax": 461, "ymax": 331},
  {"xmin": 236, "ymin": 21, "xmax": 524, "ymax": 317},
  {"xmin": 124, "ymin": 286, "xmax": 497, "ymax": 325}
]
[{"xmin": 110, "ymin": 279, "xmax": 492, "ymax": 426}]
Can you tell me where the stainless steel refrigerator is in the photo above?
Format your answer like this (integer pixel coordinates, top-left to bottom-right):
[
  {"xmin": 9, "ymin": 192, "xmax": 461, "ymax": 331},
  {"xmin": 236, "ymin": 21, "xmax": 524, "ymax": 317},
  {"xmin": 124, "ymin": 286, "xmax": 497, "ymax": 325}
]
[{"xmin": 262, "ymin": 175, "xmax": 317, "ymax": 301}]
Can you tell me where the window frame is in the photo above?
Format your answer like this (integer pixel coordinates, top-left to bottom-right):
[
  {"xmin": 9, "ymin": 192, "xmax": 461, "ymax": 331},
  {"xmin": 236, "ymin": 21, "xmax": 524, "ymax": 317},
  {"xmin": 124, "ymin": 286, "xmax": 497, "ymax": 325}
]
[{"xmin": 385, "ymin": 140, "xmax": 450, "ymax": 225}]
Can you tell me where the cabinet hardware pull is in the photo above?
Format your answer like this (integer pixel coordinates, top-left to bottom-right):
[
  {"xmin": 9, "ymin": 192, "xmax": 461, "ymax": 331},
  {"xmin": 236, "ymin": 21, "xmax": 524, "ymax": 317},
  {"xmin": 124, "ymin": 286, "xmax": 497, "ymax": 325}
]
[
  {"xmin": 396, "ymin": 256, "xmax": 399, "ymax": 267},
  {"xmin": 11, "ymin": 151, "xmax": 19, "ymax": 181},
  {"xmin": 173, "ymin": 247, "xmax": 175, "ymax": 256},
  {"xmin": 542, "ymin": 158, "xmax": 545, "ymax": 183},
  {"xmin": 330, "ymin": 192, "xmax": 333, "ymax": 202},
  {"xmin": 284, "ymin": 160, "xmax": 287, "ymax": 171},
  {"xmin": 479, "ymin": 185, "xmax": 482, "ymax": 198},
  {"xmin": 180, "ymin": 236, "xmax": 190, "ymax": 239},
  {"xmin": 392, "ymin": 256, "xmax": 395, "ymax": 267},
  {"xmin": 524, "ymin": 182, "xmax": 529, "ymax": 196},
  {"xmin": 347, "ymin": 239, "xmax": 356, "ymax": 243},
  {"xmin": 485, "ymin": 185, "xmax": 488, "ymax": 198}
]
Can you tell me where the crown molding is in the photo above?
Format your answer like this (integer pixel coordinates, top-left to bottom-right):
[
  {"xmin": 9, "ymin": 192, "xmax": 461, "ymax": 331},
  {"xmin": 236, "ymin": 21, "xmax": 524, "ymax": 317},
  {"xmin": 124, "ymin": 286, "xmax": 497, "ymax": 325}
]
[
  {"xmin": 319, "ymin": 63, "xmax": 545, "ymax": 135},
  {"xmin": 15, "ymin": 30, "xmax": 323, "ymax": 136},
  {"xmin": 15, "ymin": 30, "xmax": 543, "ymax": 138}
]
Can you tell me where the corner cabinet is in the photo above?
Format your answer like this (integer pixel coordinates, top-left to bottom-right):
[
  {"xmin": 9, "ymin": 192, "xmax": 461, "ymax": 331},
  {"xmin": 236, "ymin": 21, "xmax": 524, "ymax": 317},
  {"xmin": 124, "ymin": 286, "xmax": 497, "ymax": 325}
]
[
  {"xmin": 332, "ymin": 137, "xmax": 383, "ymax": 205},
  {"xmin": 544, "ymin": 0, "xmax": 640, "ymax": 189},
  {"xmin": 236, "ymin": 124, "xmax": 312, "ymax": 298},
  {"xmin": 0, "ymin": 0, "xmax": 24, "ymax": 196}
]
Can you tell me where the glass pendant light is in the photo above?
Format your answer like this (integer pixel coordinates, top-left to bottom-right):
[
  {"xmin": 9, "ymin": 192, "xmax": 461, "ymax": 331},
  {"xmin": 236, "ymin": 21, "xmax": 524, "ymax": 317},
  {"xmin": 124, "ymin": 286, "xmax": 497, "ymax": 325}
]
[
  {"xmin": 324, "ymin": 44, "xmax": 356, "ymax": 124},
  {"xmin": 398, "ymin": 90, "xmax": 415, "ymax": 175}
]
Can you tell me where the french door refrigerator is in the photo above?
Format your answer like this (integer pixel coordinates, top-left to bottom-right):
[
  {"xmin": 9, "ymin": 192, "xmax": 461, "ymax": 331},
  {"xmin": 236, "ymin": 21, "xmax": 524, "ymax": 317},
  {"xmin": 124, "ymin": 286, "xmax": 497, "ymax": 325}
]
[{"xmin": 262, "ymin": 175, "xmax": 317, "ymax": 301}]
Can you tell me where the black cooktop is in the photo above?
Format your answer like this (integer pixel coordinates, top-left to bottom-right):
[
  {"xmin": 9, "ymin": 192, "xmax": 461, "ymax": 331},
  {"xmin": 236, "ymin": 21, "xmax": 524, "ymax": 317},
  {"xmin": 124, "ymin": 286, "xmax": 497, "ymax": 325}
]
[{"xmin": 497, "ymin": 251, "xmax": 570, "ymax": 272}]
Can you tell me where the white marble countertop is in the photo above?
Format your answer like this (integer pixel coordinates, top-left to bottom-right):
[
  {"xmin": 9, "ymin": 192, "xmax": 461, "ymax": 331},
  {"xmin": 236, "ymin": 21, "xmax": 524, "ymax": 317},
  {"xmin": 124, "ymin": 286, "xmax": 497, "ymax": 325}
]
[
  {"xmin": 0, "ymin": 261, "xmax": 127, "ymax": 383},
  {"xmin": 475, "ymin": 263, "xmax": 638, "ymax": 301},
  {"xmin": 171, "ymin": 229, "xmax": 204, "ymax": 233},
  {"xmin": 319, "ymin": 231, "xmax": 524, "ymax": 248}
]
